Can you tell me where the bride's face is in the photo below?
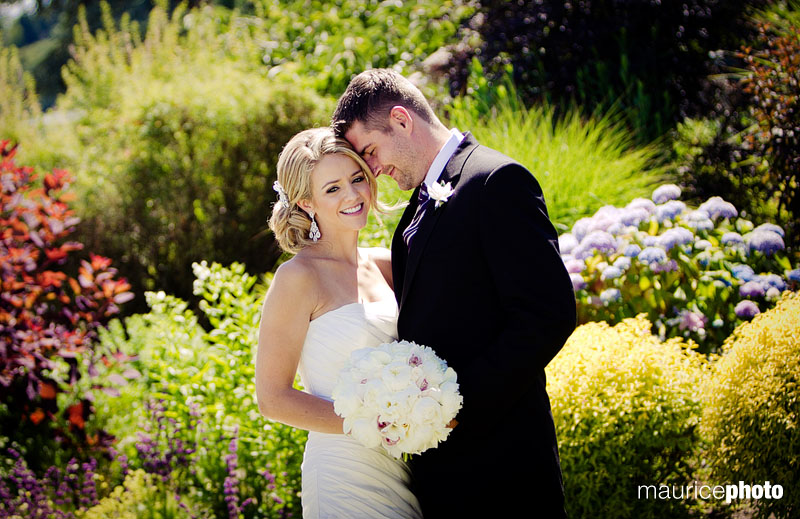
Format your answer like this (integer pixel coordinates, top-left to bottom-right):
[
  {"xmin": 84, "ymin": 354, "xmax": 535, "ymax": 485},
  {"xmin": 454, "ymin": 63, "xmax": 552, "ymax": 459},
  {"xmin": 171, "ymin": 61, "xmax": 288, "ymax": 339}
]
[{"xmin": 303, "ymin": 153, "xmax": 372, "ymax": 235}]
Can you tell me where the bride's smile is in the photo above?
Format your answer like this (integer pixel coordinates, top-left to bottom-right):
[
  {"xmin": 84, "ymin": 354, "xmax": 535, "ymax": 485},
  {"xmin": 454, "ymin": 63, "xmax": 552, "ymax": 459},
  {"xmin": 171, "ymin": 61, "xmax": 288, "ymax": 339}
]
[{"xmin": 301, "ymin": 153, "xmax": 373, "ymax": 236}]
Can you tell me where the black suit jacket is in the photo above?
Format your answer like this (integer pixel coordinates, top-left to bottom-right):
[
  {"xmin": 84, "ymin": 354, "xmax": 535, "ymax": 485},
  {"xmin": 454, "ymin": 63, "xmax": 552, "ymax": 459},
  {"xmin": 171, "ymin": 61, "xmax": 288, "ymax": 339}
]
[{"xmin": 391, "ymin": 133, "xmax": 576, "ymax": 518}]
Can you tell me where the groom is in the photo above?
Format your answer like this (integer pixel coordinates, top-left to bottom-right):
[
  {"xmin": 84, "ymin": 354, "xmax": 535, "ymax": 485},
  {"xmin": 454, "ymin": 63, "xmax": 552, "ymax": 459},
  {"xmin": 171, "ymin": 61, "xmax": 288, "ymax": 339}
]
[{"xmin": 332, "ymin": 69, "xmax": 576, "ymax": 518}]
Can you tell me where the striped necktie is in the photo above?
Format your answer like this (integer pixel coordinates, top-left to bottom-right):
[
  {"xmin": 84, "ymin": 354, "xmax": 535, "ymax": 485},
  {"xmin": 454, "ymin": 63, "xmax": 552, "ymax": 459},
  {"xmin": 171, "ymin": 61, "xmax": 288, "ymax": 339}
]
[{"xmin": 402, "ymin": 183, "xmax": 431, "ymax": 247}]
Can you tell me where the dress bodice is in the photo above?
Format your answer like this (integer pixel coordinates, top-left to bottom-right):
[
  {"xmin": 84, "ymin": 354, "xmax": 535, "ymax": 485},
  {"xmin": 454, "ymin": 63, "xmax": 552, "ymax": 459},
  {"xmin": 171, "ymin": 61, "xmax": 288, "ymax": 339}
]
[{"xmin": 297, "ymin": 298, "xmax": 398, "ymax": 400}]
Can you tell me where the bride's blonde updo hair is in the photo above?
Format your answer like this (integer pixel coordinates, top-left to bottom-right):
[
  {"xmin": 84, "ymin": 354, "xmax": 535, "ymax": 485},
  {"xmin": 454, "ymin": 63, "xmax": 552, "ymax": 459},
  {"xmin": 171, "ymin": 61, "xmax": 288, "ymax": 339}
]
[{"xmin": 269, "ymin": 127, "xmax": 380, "ymax": 254}]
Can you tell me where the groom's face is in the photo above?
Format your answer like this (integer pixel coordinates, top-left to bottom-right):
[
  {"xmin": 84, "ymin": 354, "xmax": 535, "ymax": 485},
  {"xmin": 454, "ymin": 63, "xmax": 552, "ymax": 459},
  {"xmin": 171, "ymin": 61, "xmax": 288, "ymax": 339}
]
[{"xmin": 345, "ymin": 116, "xmax": 424, "ymax": 191}]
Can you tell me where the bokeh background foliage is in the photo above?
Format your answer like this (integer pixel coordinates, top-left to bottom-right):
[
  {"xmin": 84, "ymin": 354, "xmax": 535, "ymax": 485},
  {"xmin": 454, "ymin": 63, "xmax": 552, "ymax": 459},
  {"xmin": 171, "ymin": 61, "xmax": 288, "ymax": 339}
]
[{"xmin": 1, "ymin": 0, "xmax": 799, "ymax": 518}]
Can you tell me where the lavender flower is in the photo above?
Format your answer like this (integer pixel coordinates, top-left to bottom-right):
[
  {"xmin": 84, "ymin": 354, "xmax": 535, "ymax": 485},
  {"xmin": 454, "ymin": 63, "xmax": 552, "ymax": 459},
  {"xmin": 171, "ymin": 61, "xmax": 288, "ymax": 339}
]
[
  {"xmin": 656, "ymin": 227, "xmax": 694, "ymax": 251},
  {"xmin": 638, "ymin": 246, "xmax": 668, "ymax": 265},
  {"xmin": 652, "ymin": 184, "xmax": 682, "ymax": 204},
  {"xmin": 739, "ymin": 281, "xmax": 765, "ymax": 298},
  {"xmin": 735, "ymin": 300, "xmax": 760, "ymax": 319},
  {"xmin": 558, "ymin": 233, "xmax": 579, "ymax": 255},
  {"xmin": 699, "ymin": 196, "xmax": 738, "ymax": 219},
  {"xmin": 656, "ymin": 200, "xmax": 687, "ymax": 222},
  {"xmin": 745, "ymin": 229, "xmax": 785, "ymax": 255},
  {"xmin": 721, "ymin": 232, "xmax": 745, "ymax": 246},
  {"xmin": 730, "ymin": 264, "xmax": 756, "ymax": 282},
  {"xmin": 601, "ymin": 266, "xmax": 624, "ymax": 281}
]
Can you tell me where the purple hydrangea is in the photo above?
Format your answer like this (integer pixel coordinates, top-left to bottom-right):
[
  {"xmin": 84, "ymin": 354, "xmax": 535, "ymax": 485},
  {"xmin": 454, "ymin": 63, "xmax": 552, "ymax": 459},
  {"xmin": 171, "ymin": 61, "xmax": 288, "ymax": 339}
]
[
  {"xmin": 563, "ymin": 257, "xmax": 586, "ymax": 274},
  {"xmin": 638, "ymin": 246, "xmax": 668, "ymax": 265},
  {"xmin": 694, "ymin": 239, "xmax": 712, "ymax": 250},
  {"xmin": 613, "ymin": 256, "xmax": 631, "ymax": 270},
  {"xmin": 735, "ymin": 300, "xmax": 760, "ymax": 319},
  {"xmin": 745, "ymin": 229, "xmax": 785, "ymax": 255},
  {"xmin": 601, "ymin": 266, "xmax": 624, "ymax": 281},
  {"xmin": 626, "ymin": 197, "xmax": 657, "ymax": 215},
  {"xmin": 652, "ymin": 259, "xmax": 679, "ymax": 273},
  {"xmin": 623, "ymin": 244, "xmax": 642, "ymax": 257},
  {"xmin": 788, "ymin": 268, "xmax": 800, "ymax": 282},
  {"xmin": 573, "ymin": 230, "xmax": 618, "ymax": 259},
  {"xmin": 685, "ymin": 210, "xmax": 714, "ymax": 231},
  {"xmin": 757, "ymin": 273, "xmax": 786, "ymax": 292},
  {"xmin": 753, "ymin": 222, "xmax": 785, "ymax": 237},
  {"xmin": 652, "ymin": 184, "xmax": 682, "ymax": 204},
  {"xmin": 656, "ymin": 200, "xmax": 687, "ymax": 222},
  {"xmin": 619, "ymin": 206, "xmax": 651, "ymax": 227},
  {"xmin": 699, "ymin": 196, "xmax": 738, "ymax": 219},
  {"xmin": 696, "ymin": 251, "xmax": 712, "ymax": 267},
  {"xmin": 642, "ymin": 235, "xmax": 660, "ymax": 247},
  {"xmin": 730, "ymin": 264, "xmax": 756, "ymax": 281},
  {"xmin": 559, "ymin": 233, "xmax": 579, "ymax": 255},
  {"xmin": 656, "ymin": 227, "xmax": 694, "ymax": 251},
  {"xmin": 678, "ymin": 310, "xmax": 707, "ymax": 332},
  {"xmin": 600, "ymin": 288, "xmax": 622, "ymax": 304},
  {"xmin": 571, "ymin": 217, "xmax": 593, "ymax": 243},
  {"xmin": 739, "ymin": 281, "xmax": 766, "ymax": 298},
  {"xmin": 721, "ymin": 232, "xmax": 745, "ymax": 246},
  {"xmin": 570, "ymin": 273, "xmax": 587, "ymax": 291}
]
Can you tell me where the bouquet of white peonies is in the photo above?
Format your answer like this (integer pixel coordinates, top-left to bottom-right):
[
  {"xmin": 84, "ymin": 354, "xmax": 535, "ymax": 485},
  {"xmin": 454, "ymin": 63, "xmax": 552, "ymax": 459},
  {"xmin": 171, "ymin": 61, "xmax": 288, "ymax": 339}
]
[{"xmin": 331, "ymin": 340, "xmax": 463, "ymax": 459}]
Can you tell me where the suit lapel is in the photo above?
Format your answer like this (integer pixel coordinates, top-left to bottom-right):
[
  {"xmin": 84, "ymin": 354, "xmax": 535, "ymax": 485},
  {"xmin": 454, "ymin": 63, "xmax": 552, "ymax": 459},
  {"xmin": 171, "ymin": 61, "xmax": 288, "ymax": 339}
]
[{"xmin": 400, "ymin": 133, "xmax": 478, "ymax": 305}]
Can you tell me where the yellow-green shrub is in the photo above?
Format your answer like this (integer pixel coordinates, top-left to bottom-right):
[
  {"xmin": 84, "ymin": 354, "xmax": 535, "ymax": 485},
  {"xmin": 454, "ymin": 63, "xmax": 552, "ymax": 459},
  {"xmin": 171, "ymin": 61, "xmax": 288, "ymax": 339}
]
[
  {"xmin": 77, "ymin": 469, "xmax": 205, "ymax": 519},
  {"xmin": 701, "ymin": 291, "xmax": 799, "ymax": 519},
  {"xmin": 546, "ymin": 316, "xmax": 708, "ymax": 518}
]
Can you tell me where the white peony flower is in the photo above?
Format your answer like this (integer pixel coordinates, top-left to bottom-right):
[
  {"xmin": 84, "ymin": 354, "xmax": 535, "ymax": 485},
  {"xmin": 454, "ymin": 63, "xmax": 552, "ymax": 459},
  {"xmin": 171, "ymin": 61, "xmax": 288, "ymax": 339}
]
[{"xmin": 332, "ymin": 340, "xmax": 463, "ymax": 459}]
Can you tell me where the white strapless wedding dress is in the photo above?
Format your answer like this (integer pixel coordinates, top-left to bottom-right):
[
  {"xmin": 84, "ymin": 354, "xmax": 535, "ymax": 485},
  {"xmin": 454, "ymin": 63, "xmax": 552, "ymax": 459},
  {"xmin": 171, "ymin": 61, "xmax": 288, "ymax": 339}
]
[{"xmin": 297, "ymin": 299, "xmax": 423, "ymax": 519}]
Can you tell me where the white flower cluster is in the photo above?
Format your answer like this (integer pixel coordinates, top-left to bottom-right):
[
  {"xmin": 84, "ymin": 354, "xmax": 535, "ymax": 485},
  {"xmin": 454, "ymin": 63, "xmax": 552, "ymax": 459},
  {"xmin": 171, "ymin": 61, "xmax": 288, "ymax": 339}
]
[{"xmin": 332, "ymin": 340, "xmax": 463, "ymax": 459}]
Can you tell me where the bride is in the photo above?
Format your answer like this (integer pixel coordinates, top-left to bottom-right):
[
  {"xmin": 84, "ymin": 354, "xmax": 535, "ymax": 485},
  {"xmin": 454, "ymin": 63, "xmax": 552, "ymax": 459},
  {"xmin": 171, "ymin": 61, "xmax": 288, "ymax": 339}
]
[{"xmin": 255, "ymin": 127, "xmax": 422, "ymax": 519}]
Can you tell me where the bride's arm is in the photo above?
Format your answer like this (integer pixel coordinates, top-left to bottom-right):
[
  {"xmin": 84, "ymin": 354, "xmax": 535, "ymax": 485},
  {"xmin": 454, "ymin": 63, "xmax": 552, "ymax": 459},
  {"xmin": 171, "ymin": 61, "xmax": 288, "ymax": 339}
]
[{"xmin": 255, "ymin": 260, "xmax": 344, "ymax": 434}]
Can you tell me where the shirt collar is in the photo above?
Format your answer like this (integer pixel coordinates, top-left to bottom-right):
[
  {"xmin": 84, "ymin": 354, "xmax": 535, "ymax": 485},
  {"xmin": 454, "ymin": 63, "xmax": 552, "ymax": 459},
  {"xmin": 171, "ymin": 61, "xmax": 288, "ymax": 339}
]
[{"xmin": 423, "ymin": 128, "xmax": 464, "ymax": 190}]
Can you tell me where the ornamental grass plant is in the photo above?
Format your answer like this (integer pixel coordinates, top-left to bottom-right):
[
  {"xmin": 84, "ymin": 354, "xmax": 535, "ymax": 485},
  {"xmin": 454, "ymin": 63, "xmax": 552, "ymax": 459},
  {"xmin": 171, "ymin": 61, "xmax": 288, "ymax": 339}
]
[
  {"xmin": 446, "ymin": 87, "xmax": 666, "ymax": 231},
  {"xmin": 546, "ymin": 316, "xmax": 708, "ymax": 519},
  {"xmin": 700, "ymin": 291, "xmax": 800, "ymax": 519}
]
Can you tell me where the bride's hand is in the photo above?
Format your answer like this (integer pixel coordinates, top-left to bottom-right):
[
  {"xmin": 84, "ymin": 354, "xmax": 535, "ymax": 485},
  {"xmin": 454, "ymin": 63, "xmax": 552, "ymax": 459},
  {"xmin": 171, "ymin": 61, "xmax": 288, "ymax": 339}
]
[{"xmin": 446, "ymin": 419, "xmax": 458, "ymax": 429}]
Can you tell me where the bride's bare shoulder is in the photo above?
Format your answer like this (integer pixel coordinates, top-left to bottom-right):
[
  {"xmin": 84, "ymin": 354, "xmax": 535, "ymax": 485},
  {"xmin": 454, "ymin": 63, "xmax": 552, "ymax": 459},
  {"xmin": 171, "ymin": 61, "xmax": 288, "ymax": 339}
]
[{"xmin": 268, "ymin": 256, "xmax": 320, "ymax": 303}]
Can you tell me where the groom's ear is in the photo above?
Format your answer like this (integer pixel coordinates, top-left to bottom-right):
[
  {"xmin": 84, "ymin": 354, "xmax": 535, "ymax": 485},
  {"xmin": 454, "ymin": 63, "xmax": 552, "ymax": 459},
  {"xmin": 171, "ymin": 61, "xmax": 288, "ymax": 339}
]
[{"xmin": 389, "ymin": 106, "xmax": 413, "ymax": 134}]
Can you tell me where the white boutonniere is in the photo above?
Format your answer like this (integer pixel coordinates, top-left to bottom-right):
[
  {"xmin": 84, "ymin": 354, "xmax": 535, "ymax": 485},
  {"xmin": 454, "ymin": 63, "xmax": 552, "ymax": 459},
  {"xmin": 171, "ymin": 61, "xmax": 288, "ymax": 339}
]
[{"xmin": 428, "ymin": 181, "xmax": 454, "ymax": 209}]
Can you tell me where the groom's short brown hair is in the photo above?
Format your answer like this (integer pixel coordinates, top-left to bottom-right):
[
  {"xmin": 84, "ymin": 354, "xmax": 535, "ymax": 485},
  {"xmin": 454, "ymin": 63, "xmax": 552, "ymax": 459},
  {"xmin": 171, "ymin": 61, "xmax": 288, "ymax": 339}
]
[{"xmin": 331, "ymin": 69, "xmax": 437, "ymax": 137}]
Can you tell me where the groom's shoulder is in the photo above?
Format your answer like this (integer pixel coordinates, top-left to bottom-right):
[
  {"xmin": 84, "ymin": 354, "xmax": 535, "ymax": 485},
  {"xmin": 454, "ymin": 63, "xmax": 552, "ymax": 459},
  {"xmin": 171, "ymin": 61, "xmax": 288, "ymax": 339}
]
[{"xmin": 460, "ymin": 137, "xmax": 528, "ymax": 179}]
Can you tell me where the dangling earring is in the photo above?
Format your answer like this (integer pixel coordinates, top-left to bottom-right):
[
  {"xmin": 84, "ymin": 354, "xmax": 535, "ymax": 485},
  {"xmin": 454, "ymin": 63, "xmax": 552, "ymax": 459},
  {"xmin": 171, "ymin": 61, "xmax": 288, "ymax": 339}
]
[{"xmin": 308, "ymin": 211, "xmax": 321, "ymax": 242}]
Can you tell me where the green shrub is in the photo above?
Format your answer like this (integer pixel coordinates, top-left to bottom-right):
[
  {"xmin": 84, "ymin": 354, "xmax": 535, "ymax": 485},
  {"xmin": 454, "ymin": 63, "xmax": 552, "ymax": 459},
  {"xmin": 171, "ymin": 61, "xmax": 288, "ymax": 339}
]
[
  {"xmin": 77, "ymin": 469, "xmax": 207, "ymax": 519},
  {"xmin": 0, "ymin": 45, "xmax": 42, "ymax": 146},
  {"xmin": 52, "ymin": 2, "xmax": 333, "ymax": 303},
  {"xmin": 701, "ymin": 291, "xmax": 799, "ymax": 519},
  {"xmin": 546, "ymin": 316, "xmax": 708, "ymax": 519},
  {"xmin": 95, "ymin": 262, "xmax": 305, "ymax": 518},
  {"xmin": 446, "ymin": 88, "xmax": 666, "ymax": 230}
]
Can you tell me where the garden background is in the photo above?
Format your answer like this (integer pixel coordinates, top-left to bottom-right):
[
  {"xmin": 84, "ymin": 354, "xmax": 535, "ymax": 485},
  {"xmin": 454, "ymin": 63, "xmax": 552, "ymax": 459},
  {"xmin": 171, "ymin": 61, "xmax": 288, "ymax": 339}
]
[{"xmin": 1, "ymin": 0, "xmax": 799, "ymax": 517}]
